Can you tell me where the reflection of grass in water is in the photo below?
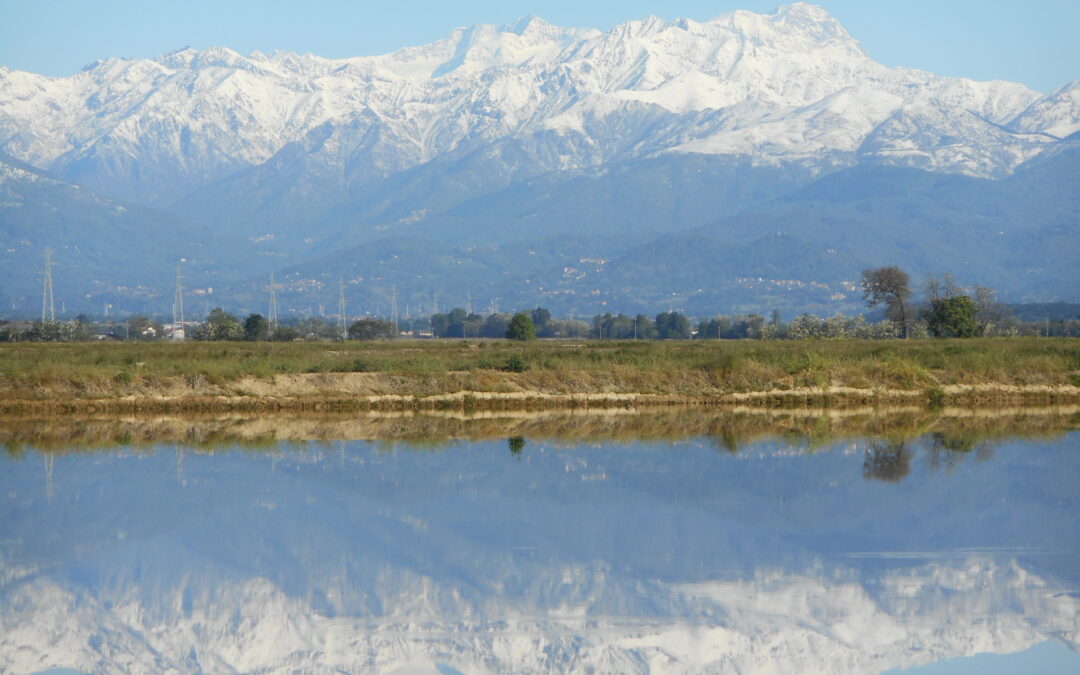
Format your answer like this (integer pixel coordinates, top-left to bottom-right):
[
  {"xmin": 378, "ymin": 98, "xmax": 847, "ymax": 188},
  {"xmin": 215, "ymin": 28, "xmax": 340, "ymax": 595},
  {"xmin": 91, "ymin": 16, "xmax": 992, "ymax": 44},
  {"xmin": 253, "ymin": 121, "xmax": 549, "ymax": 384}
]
[{"xmin": 3, "ymin": 407, "xmax": 1076, "ymax": 458}]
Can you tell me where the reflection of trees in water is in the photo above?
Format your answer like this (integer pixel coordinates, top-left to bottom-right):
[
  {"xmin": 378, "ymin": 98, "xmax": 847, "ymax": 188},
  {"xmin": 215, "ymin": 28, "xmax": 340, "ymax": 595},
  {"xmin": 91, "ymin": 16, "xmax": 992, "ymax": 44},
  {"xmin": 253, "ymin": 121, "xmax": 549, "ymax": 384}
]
[
  {"xmin": 926, "ymin": 433, "xmax": 996, "ymax": 472},
  {"xmin": 864, "ymin": 434, "xmax": 1000, "ymax": 483},
  {"xmin": 4, "ymin": 408, "xmax": 1070, "ymax": 458},
  {"xmin": 507, "ymin": 436, "xmax": 525, "ymax": 455},
  {"xmin": 711, "ymin": 429, "xmax": 741, "ymax": 454},
  {"xmin": 863, "ymin": 441, "xmax": 913, "ymax": 483}
]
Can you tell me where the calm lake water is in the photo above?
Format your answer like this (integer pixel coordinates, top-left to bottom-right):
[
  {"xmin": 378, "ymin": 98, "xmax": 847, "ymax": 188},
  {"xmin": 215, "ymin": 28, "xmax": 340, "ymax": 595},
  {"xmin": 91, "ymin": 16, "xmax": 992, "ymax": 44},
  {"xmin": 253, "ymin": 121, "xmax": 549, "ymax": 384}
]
[{"xmin": 1, "ymin": 410, "xmax": 1078, "ymax": 674}]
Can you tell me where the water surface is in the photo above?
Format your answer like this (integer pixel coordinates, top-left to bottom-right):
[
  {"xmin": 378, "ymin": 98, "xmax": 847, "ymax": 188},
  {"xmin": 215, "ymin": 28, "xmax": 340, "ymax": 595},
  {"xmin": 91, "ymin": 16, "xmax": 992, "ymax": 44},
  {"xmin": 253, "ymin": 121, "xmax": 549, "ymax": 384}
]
[{"xmin": 1, "ymin": 409, "xmax": 1077, "ymax": 673}]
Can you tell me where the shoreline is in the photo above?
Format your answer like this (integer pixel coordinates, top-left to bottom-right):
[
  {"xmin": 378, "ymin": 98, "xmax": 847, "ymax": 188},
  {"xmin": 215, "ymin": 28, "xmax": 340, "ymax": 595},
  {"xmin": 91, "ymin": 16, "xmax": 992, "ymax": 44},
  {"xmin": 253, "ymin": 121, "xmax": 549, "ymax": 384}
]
[{"xmin": 3, "ymin": 373, "xmax": 1079, "ymax": 415}]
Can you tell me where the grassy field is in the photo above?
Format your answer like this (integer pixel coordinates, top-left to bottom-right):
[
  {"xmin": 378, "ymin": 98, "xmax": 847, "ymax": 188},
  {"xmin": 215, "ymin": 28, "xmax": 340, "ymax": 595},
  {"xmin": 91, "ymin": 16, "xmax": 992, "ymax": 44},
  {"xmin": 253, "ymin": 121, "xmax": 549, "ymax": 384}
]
[{"xmin": 1, "ymin": 338, "xmax": 1078, "ymax": 411}]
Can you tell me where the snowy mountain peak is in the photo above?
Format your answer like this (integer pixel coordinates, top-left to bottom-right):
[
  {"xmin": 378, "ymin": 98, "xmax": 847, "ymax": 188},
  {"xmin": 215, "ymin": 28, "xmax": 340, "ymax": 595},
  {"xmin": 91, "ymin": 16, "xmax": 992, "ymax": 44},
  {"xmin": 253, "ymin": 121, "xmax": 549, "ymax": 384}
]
[
  {"xmin": 155, "ymin": 46, "xmax": 198, "ymax": 69},
  {"xmin": 1009, "ymin": 77, "xmax": 1080, "ymax": 139},
  {"xmin": 427, "ymin": 18, "xmax": 596, "ymax": 78},
  {"xmin": 772, "ymin": 2, "xmax": 862, "ymax": 47},
  {"xmin": 775, "ymin": 2, "xmax": 837, "ymax": 24},
  {"xmin": 1050, "ymin": 77, "xmax": 1080, "ymax": 97},
  {"xmin": 0, "ymin": 3, "xmax": 1072, "ymax": 207},
  {"xmin": 505, "ymin": 15, "xmax": 553, "ymax": 36}
]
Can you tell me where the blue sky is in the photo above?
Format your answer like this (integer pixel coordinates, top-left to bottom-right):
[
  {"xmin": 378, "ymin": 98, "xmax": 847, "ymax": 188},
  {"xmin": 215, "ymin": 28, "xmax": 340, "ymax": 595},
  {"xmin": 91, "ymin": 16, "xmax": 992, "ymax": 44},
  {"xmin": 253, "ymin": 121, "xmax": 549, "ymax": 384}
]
[{"xmin": 1, "ymin": 0, "xmax": 1076, "ymax": 92}]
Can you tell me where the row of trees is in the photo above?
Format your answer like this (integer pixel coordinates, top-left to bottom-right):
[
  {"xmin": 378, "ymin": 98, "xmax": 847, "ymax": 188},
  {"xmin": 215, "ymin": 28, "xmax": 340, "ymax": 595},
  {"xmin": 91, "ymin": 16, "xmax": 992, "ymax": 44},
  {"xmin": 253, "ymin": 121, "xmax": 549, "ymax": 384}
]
[
  {"xmin": 586, "ymin": 311, "xmax": 900, "ymax": 340},
  {"xmin": 860, "ymin": 266, "xmax": 1015, "ymax": 338},
  {"xmin": 2, "ymin": 268, "xmax": 1072, "ymax": 342},
  {"xmin": 427, "ymin": 308, "xmax": 592, "ymax": 339}
]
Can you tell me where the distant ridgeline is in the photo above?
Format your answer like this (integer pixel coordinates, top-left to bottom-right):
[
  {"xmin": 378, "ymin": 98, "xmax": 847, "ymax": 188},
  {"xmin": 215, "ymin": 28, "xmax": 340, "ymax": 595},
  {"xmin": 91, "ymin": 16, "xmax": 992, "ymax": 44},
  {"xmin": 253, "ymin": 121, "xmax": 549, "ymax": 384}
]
[
  {"xmin": 1, "ymin": 4, "xmax": 1078, "ymax": 316},
  {"xmin": 1007, "ymin": 303, "xmax": 1080, "ymax": 322}
]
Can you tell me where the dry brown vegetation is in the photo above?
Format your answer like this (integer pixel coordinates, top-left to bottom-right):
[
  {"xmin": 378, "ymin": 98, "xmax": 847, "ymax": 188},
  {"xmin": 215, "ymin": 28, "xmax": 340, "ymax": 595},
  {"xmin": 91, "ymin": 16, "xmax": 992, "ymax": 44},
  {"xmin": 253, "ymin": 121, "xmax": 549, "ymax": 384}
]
[{"xmin": 1, "ymin": 338, "xmax": 1078, "ymax": 413}]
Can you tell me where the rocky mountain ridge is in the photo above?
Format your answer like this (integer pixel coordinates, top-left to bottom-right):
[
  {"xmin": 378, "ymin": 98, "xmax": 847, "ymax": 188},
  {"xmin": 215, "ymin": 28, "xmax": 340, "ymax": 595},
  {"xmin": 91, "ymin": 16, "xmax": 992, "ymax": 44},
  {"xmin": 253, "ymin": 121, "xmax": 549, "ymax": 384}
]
[
  {"xmin": 1, "ymin": 3, "xmax": 1077, "ymax": 315},
  {"xmin": 1, "ymin": 3, "xmax": 1073, "ymax": 208}
]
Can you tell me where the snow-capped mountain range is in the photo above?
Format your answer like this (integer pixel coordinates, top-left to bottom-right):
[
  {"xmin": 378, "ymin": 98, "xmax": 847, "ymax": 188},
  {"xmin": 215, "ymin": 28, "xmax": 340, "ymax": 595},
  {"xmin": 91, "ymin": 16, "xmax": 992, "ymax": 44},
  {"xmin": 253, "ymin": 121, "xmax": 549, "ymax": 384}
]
[
  {"xmin": 1, "ymin": 2, "xmax": 1077, "ymax": 315},
  {"xmin": 6, "ymin": 558, "xmax": 1076, "ymax": 674},
  {"xmin": 1, "ymin": 3, "xmax": 1075, "ymax": 208}
]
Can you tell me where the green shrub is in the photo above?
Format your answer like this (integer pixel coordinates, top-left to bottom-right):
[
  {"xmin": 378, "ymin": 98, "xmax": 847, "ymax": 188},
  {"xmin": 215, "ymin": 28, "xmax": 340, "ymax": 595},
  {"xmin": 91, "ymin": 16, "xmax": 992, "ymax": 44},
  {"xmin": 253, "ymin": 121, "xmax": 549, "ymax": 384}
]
[{"xmin": 505, "ymin": 355, "xmax": 528, "ymax": 372}]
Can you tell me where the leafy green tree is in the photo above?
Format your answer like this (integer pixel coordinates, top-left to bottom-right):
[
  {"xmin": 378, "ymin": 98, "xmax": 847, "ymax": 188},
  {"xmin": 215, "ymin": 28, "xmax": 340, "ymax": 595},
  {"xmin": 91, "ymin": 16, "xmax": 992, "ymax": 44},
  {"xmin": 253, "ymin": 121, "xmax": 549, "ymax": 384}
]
[
  {"xmin": 787, "ymin": 314, "xmax": 822, "ymax": 340},
  {"xmin": 926, "ymin": 295, "xmax": 977, "ymax": 337},
  {"xmin": 655, "ymin": 311, "xmax": 691, "ymax": 339},
  {"xmin": 547, "ymin": 319, "xmax": 590, "ymax": 338},
  {"xmin": 862, "ymin": 266, "xmax": 912, "ymax": 338},
  {"xmin": 591, "ymin": 313, "xmax": 644, "ymax": 339},
  {"xmin": 197, "ymin": 308, "xmax": 243, "ymax": 340},
  {"xmin": 446, "ymin": 308, "xmax": 469, "ymax": 337},
  {"xmin": 743, "ymin": 313, "xmax": 766, "ymax": 339},
  {"xmin": 591, "ymin": 313, "xmax": 612, "ymax": 339},
  {"xmin": 482, "ymin": 313, "xmax": 511, "ymax": 338},
  {"xmin": 463, "ymin": 313, "xmax": 485, "ymax": 338},
  {"xmin": 697, "ymin": 316, "xmax": 733, "ymax": 340},
  {"xmin": 633, "ymin": 314, "xmax": 655, "ymax": 340},
  {"xmin": 531, "ymin": 307, "xmax": 553, "ymax": 337},
  {"xmin": 295, "ymin": 317, "xmax": 338, "ymax": 340},
  {"xmin": 506, "ymin": 312, "xmax": 537, "ymax": 341},
  {"xmin": 765, "ymin": 309, "xmax": 786, "ymax": 339},
  {"xmin": 430, "ymin": 312, "xmax": 451, "ymax": 337},
  {"xmin": 243, "ymin": 313, "xmax": 270, "ymax": 341},
  {"xmin": 271, "ymin": 325, "xmax": 300, "ymax": 341},
  {"xmin": 347, "ymin": 318, "xmax": 395, "ymax": 340}
]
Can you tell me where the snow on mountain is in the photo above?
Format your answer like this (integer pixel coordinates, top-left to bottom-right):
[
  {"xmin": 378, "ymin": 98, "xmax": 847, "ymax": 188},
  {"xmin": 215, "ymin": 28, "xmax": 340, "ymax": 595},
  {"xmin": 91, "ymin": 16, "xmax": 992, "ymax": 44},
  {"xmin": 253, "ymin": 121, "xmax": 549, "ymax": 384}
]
[
  {"xmin": 0, "ymin": 3, "xmax": 1068, "ymax": 208},
  {"xmin": 4, "ymin": 557, "xmax": 1075, "ymax": 674},
  {"xmin": 1010, "ymin": 78, "xmax": 1080, "ymax": 139}
]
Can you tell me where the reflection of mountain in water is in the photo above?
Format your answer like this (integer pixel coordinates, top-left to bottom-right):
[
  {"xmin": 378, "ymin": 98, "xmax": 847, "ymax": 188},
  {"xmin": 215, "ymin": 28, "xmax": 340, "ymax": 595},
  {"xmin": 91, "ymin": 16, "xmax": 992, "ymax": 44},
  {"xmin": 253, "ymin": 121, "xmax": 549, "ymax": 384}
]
[
  {"xmin": 6, "ymin": 557, "xmax": 1077, "ymax": 674},
  {"xmin": 1, "ymin": 434, "xmax": 1078, "ymax": 673}
]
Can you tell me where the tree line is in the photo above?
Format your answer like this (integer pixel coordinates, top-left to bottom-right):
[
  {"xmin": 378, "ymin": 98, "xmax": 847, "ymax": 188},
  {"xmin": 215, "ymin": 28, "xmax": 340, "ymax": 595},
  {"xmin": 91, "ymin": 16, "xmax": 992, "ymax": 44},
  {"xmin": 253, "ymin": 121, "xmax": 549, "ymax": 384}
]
[{"xmin": 2, "ymin": 267, "xmax": 1076, "ymax": 342}]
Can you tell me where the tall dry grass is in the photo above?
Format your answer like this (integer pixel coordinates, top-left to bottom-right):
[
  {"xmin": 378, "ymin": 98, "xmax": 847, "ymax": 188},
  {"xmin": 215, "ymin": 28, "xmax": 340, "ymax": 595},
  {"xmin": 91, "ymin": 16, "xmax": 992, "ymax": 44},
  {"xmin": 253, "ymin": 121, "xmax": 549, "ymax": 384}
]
[{"xmin": 1, "ymin": 338, "xmax": 1077, "ymax": 407}]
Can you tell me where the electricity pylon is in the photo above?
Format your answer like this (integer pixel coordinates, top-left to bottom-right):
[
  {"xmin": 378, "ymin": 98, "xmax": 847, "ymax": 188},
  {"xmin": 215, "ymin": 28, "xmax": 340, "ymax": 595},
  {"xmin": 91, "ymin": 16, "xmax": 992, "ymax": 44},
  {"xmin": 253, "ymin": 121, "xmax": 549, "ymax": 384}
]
[
  {"xmin": 391, "ymin": 285, "xmax": 398, "ymax": 335},
  {"xmin": 338, "ymin": 276, "xmax": 347, "ymax": 340},
  {"xmin": 268, "ymin": 272, "xmax": 279, "ymax": 330},
  {"xmin": 172, "ymin": 264, "xmax": 185, "ymax": 340},
  {"xmin": 41, "ymin": 248, "xmax": 55, "ymax": 322}
]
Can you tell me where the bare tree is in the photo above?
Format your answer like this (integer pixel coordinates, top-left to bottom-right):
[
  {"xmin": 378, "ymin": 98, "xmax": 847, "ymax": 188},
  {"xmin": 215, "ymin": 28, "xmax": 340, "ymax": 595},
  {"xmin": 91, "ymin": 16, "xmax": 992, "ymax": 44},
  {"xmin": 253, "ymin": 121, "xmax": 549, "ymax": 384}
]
[
  {"xmin": 862, "ymin": 266, "xmax": 912, "ymax": 338},
  {"xmin": 922, "ymin": 273, "xmax": 964, "ymax": 303},
  {"xmin": 972, "ymin": 285, "xmax": 1009, "ymax": 336}
]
